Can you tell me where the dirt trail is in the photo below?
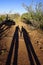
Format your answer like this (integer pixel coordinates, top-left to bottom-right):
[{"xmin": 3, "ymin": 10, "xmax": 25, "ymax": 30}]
[{"xmin": 0, "ymin": 18, "xmax": 43, "ymax": 65}]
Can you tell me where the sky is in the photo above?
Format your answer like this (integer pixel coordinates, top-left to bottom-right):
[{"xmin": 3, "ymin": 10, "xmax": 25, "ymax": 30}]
[{"xmin": 0, "ymin": 0, "xmax": 43, "ymax": 14}]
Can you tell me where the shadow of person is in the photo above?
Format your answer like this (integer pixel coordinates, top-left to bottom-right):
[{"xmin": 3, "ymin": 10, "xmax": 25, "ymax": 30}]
[
  {"xmin": 13, "ymin": 26, "xmax": 19, "ymax": 65},
  {"xmin": 0, "ymin": 16, "xmax": 15, "ymax": 30},
  {"xmin": 6, "ymin": 26, "xmax": 19, "ymax": 65},
  {"xmin": 22, "ymin": 26, "xmax": 41, "ymax": 65},
  {"xmin": 0, "ymin": 19, "xmax": 15, "ymax": 40}
]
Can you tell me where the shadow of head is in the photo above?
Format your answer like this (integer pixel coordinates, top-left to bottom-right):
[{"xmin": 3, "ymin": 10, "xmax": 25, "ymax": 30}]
[
  {"xmin": 4, "ymin": 19, "xmax": 15, "ymax": 26},
  {"xmin": 22, "ymin": 26, "xmax": 30, "ymax": 40},
  {"xmin": 15, "ymin": 26, "xmax": 19, "ymax": 33},
  {"xmin": 0, "ymin": 19, "xmax": 15, "ymax": 28}
]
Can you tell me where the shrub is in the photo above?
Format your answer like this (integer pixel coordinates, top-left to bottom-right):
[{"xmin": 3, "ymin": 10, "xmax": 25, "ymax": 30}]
[{"xmin": 40, "ymin": 23, "xmax": 43, "ymax": 30}]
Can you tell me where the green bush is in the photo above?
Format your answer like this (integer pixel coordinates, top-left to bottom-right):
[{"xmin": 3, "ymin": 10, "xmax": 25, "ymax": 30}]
[
  {"xmin": 0, "ymin": 15, "xmax": 6, "ymax": 23},
  {"xmin": 0, "ymin": 17, "xmax": 2, "ymax": 21},
  {"xmin": 40, "ymin": 23, "xmax": 43, "ymax": 30}
]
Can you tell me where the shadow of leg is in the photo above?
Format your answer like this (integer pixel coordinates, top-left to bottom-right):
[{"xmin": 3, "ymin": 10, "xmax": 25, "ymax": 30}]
[
  {"xmin": 22, "ymin": 27, "xmax": 34, "ymax": 65},
  {"xmin": 13, "ymin": 29, "xmax": 19, "ymax": 65},
  {"xmin": 6, "ymin": 26, "xmax": 19, "ymax": 65},
  {"xmin": 22, "ymin": 27, "xmax": 41, "ymax": 65}
]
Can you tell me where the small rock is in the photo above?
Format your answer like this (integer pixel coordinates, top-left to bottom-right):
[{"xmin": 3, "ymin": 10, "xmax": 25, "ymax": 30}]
[
  {"xmin": 37, "ymin": 41, "xmax": 39, "ymax": 43},
  {"xmin": 35, "ymin": 41, "xmax": 39, "ymax": 45},
  {"xmin": 1, "ymin": 50, "xmax": 5, "ymax": 55},
  {"xmin": 0, "ymin": 48, "xmax": 7, "ymax": 55},
  {"xmin": 40, "ymin": 47, "xmax": 42, "ymax": 49},
  {"xmin": 40, "ymin": 47, "xmax": 43, "ymax": 51}
]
